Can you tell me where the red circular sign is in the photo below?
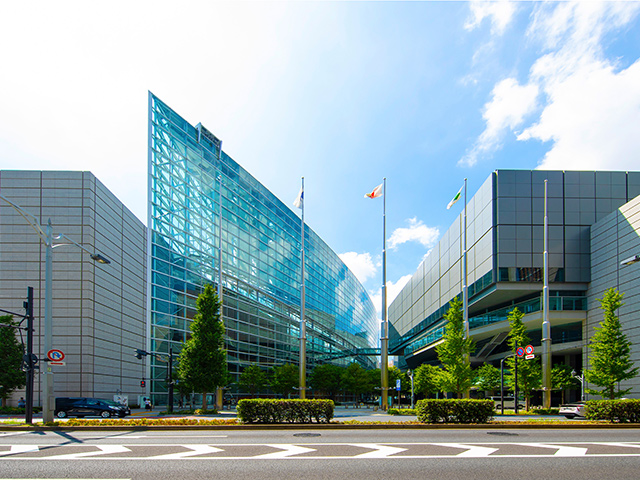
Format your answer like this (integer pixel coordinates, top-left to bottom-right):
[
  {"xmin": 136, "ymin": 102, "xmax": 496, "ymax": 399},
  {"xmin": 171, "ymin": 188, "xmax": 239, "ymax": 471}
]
[
  {"xmin": 47, "ymin": 349, "xmax": 65, "ymax": 362},
  {"xmin": 516, "ymin": 347, "xmax": 525, "ymax": 357},
  {"xmin": 525, "ymin": 344, "xmax": 534, "ymax": 355}
]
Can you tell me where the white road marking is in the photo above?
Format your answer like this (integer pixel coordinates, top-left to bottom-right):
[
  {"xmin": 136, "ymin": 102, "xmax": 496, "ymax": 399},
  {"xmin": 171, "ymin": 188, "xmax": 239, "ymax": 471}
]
[
  {"xmin": 53, "ymin": 445, "xmax": 131, "ymax": 459},
  {"xmin": 352, "ymin": 444, "xmax": 407, "ymax": 458},
  {"xmin": 433, "ymin": 443, "xmax": 498, "ymax": 457},
  {"xmin": 150, "ymin": 445, "xmax": 223, "ymax": 459},
  {"xmin": 518, "ymin": 443, "xmax": 587, "ymax": 456},
  {"xmin": 593, "ymin": 442, "xmax": 640, "ymax": 449},
  {"xmin": 0, "ymin": 445, "xmax": 39, "ymax": 456},
  {"xmin": 254, "ymin": 444, "xmax": 316, "ymax": 458}
]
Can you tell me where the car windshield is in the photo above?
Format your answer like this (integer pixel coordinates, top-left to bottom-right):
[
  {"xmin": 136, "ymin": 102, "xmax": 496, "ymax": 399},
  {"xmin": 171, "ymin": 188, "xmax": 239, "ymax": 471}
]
[{"xmin": 102, "ymin": 400, "xmax": 121, "ymax": 406}]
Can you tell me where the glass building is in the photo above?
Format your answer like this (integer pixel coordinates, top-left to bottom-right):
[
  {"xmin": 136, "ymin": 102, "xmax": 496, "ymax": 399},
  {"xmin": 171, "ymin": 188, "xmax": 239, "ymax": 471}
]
[{"xmin": 147, "ymin": 93, "xmax": 378, "ymax": 403}]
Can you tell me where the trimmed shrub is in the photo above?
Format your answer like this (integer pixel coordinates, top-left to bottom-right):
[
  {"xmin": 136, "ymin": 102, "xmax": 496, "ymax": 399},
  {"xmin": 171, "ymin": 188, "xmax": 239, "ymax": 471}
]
[
  {"xmin": 530, "ymin": 408, "xmax": 560, "ymax": 415},
  {"xmin": 416, "ymin": 399, "xmax": 494, "ymax": 424},
  {"xmin": 236, "ymin": 399, "xmax": 334, "ymax": 424},
  {"xmin": 388, "ymin": 408, "xmax": 417, "ymax": 416},
  {"xmin": 584, "ymin": 399, "xmax": 640, "ymax": 423}
]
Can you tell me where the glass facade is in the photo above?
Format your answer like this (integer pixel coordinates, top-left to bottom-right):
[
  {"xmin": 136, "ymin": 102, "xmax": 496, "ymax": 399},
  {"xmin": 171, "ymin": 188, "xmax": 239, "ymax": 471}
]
[{"xmin": 147, "ymin": 93, "xmax": 377, "ymax": 402}]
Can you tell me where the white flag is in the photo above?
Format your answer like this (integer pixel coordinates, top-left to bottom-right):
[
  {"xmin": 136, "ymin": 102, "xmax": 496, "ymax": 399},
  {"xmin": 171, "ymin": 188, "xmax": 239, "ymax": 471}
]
[
  {"xmin": 447, "ymin": 185, "xmax": 463, "ymax": 209},
  {"xmin": 293, "ymin": 187, "xmax": 303, "ymax": 209}
]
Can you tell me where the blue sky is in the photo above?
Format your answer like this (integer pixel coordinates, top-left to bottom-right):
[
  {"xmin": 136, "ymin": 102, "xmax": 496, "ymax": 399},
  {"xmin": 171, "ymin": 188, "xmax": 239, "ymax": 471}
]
[{"xmin": 1, "ymin": 1, "xmax": 640, "ymax": 315}]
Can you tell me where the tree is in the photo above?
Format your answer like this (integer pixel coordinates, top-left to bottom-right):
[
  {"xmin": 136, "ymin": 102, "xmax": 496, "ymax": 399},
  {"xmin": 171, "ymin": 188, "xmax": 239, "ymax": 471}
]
[
  {"xmin": 0, "ymin": 316, "xmax": 25, "ymax": 407},
  {"xmin": 474, "ymin": 363, "xmax": 501, "ymax": 396},
  {"xmin": 435, "ymin": 297, "xmax": 475, "ymax": 398},
  {"xmin": 585, "ymin": 288, "xmax": 639, "ymax": 399},
  {"xmin": 551, "ymin": 363, "xmax": 579, "ymax": 404},
  {"xmin": 270, "ymin": 363, "xmax": 298, "ymax": 397},
  {"xmin": 177, "ymin": 284, "xmax": 229, "ymax": 410},
  {"xmin": 239, "ymin": 365, "xmax": 267, "ymax": 397},
  {"xmin": 309, "ymin": 364, "xmax": 344, "ymax": 400},
  {"xmin": 342, "ymin": 362, "xmax": 372, "ymax": 405},
  {"xmin": 504, "ymin": 307, "xmax": 540, "ymax": 410},
  {"xmin": 414, "ymin": 364, "xmax": 442, "ymax": 397}
]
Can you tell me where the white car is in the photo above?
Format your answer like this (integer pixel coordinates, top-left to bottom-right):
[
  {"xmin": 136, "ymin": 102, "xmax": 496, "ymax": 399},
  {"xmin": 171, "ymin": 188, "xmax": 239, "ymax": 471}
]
[{"xmin": 559, "ymin": 401, "xmax": 586, "ymax": 419}]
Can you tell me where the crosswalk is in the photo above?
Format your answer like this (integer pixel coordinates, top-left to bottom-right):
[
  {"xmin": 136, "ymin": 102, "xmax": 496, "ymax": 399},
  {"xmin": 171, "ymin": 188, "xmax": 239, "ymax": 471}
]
[{"xmin": 1, "ymin": 442, "xmax": 640, "ymax": 460}]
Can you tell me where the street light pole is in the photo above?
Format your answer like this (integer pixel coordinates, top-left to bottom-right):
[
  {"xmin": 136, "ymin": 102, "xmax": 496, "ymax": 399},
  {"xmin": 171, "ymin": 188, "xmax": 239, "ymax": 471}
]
[
  {"xmin": 408, "ymin": 370, "xmax": 414, "ymax": 409},
  {"xmin": 168, "ymin": 347, "xmax": 174, "ymax": 413}
]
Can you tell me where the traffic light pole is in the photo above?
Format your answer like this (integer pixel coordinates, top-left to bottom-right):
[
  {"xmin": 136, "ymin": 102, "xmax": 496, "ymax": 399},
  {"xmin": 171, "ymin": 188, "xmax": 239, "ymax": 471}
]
[{"xmin": 25, "ymin": 287, "xmax": 34, "ymax": 424}]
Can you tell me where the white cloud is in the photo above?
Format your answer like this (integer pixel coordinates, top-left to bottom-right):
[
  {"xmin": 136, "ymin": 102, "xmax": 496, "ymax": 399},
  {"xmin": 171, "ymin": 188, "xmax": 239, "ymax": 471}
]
[
  {"xmin": 522, "ymin": 60, "xmax": 640, "ymax": 171},
  {"xmin": 464, "ymin": 0, "xmax": 516, "ymax": 35},
  {"xmin": 339, "ymin": 251, "xmax": 377, "ymax": 284},
  {"xmin": 388, "ymin": 217, "xmax": 439, "ymax": 250},
  {"xmin": 463, "ymin": 1, "xmax": 640, "ymax": 170},
  {"xmin": 460, "ymin": 78, "xmax": 539, "ymax": 166},
  {"xmin": 521, "ymin": 2, "xmax": 640, "ymax": 171},
  {"xmin": 369, "ymin": 274, "xmax": 412, "ymax": 319}
]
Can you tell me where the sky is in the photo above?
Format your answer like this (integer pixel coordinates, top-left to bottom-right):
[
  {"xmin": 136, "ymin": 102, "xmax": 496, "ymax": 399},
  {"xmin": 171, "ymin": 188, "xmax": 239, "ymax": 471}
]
[{"xmin": 1, "ymin": 1, "xmax": 640, "ymax": 317}]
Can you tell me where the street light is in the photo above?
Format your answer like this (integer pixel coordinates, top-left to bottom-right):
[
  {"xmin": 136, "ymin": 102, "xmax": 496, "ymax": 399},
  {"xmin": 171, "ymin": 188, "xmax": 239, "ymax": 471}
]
[
  {"xmin": 620, "ymin": 254, "xmax": 640, "ymax": 266},
  {"xmin": 0, "ymin": 194, "xmax": 111, "ymax": 423},
  {"xmin": 571, "ymin": 369, "xmax": 585, "ymax": 401}
]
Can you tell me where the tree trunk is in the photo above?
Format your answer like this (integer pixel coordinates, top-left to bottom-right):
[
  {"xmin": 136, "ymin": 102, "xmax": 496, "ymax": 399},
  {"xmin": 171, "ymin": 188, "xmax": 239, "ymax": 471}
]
[{"xmin": 202, "ymin": 392, "xmax": 208, "ymax": 410}]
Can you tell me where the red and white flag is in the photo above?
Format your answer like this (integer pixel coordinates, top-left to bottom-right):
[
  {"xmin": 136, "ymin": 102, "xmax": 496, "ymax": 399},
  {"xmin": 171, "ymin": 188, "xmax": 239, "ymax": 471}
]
[{"xmin": 365, "ymin": 183, "xmax": 383, "ymax": 199}]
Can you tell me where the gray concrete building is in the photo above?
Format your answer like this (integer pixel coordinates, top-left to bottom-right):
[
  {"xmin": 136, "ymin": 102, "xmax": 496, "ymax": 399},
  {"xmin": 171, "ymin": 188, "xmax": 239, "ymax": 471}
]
[
  {"xmin": 588, "ymin": 193, "xmax": 640, "ymax": 397},
  {"xmin": 0, "ymin": 171, "xmax": 147, "ymax": 406},
  {"xmin": 389, "ymin": 170, "xmax": 640, "ymax": 402}
]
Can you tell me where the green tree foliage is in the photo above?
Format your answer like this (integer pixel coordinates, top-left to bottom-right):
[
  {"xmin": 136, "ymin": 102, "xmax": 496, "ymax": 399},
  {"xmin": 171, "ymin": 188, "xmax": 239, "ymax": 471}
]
[
  {"xmin": 474, "ymin": 363, "xmax": 501, "ymax": 395},
  {"xmin": 0, "ymin": 316, "xmax": 25, "ymax": 407},
  {"xmin": 270, "ymin": 363, "xmax": 299, "ymax": 398},
  {"xmin": 551, "ymin": 363, "xmax": 579, "ymax": 404},
  {"xmin": 342, "ymin": 362, "xmax": 373, "ymax": 403},
  {"xmin": 585, "ymin": 288, "xmax": 639, "ymax": 400},
  {"xmin": 239, "ymin": 365, "xmax": 267, "ymax": 397},
  {"xmin": 177, "ymin": 285, "xmax": 229, "ymax": 410},
  {"xmin": 436, "ymin": 297, "xmax": 475, "ymax": 398},
  {"xmin": 505, "ymin": 307, "xmax": 540, "ymax": 410},
  {"xmin": 414, "ymin": 364, "xmax": 442, "ymax": 397},
  {"xmin": 309, "ymin": 364, "xmax": 344, "ymax": 400}
]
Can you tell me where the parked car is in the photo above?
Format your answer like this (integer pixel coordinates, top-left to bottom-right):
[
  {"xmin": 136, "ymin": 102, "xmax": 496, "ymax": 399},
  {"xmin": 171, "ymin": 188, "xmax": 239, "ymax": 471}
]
[
  {"xmin": 54, "ymin": 397, "xmax": 131, "ymax": 418},
  {"xmin": 559, "ymin": 401, "xmax": 586, "ymax": 419},
  {"xmin": 490, "ymin": 396, "xmax": 525, "ymax": 410}
]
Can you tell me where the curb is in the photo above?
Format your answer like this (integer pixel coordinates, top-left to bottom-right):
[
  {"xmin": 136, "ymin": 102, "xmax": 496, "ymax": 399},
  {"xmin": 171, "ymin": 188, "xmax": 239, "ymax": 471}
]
[{"xmin": 1, "ymin": 422, "xmax": 639, "ymax": 431}]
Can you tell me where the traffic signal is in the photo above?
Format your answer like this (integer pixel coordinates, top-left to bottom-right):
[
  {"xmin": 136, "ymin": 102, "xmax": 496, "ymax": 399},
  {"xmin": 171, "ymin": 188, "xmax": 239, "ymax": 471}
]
[
  {"xmin": 140, "ymin": 380, "xmax": 146, "ymax": 388},
  {"xmin": 134, "ymin": 349, "xmax": 147, "ymax": 360}
]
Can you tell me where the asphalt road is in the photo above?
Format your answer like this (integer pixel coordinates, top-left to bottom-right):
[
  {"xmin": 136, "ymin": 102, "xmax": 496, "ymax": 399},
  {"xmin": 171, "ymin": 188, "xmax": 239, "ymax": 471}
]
[{"xmin": 1, "ymin": 428, "xmax": 639, "ymax": 480}]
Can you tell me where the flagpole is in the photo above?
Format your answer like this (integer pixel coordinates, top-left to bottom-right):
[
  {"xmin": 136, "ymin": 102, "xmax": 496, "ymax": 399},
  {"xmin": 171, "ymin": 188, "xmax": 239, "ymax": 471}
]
[
  {"xmin": 381, "ymin": 178, "xmax": 389, "ymax": 411},
  {"xmin": 463, "ymin": 177, "xmax": 468, "ymax": 339},
  {"xmin": 542, "ymin": 179, "xmax": 551, "ymax": 408},
  {"xmin": 299, "ymin": 177, "xmax": 307, "ymax": 399}
]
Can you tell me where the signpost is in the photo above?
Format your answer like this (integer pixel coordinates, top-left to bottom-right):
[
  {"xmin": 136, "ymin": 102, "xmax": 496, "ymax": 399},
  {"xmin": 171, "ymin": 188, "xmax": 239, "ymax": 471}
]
[
  {"xmin": 47, "ymin": 349, "xmax": 65, "ymax": 366},
  {"xmin": 525, "ymin": 344, "xmax": 535, "ymax": 360}
]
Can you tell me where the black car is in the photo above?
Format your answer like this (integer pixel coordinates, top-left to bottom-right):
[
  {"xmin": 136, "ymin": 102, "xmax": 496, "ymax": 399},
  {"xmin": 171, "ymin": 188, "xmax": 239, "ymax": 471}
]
[{"xmin": 54, "ymin": 397, "xmax": 131, "ymax": 418}]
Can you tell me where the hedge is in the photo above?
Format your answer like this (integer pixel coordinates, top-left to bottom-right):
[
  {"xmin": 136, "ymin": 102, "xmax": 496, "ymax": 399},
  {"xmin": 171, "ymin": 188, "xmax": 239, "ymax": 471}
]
[
  {"xmin": 584, "ymin": 399, "xmax": 640, "ymax": 423},
  {"xmin": 236, "ymin": 399, "xmax": 334, "ymax": 424},
  {"xmin": 416, "ymin": 399, "xmax": 494, "ymax": 424}
]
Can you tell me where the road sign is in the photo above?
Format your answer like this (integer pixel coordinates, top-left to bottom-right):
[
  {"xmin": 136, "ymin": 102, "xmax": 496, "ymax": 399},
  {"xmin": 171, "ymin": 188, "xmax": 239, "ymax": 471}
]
[
  {"xmin": 396, "ymin": 379, "xmax": 401, "ymax": 391},
  {"xmin": 516, "ymin": 347, "xmax": 525, "ymax": 357},
  {"xmin": 47, "ymin": 349, "xmax": 65, "ymax": 366},
  {"xmin": 47, "ymin": 349, "xmax": 65, "ymax": 362},
  {"xmin": 525, "ymin": 354, "xmax": 535, "ymax": 360},
  {"xmin": 525, "ymin": 344, "xmax": 534, "ymax": 355}
]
